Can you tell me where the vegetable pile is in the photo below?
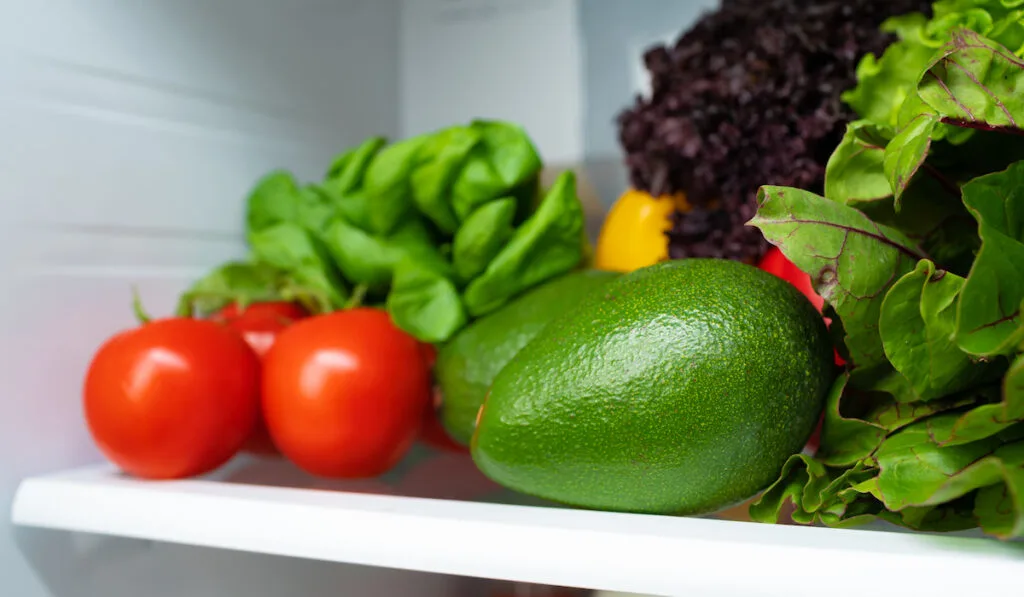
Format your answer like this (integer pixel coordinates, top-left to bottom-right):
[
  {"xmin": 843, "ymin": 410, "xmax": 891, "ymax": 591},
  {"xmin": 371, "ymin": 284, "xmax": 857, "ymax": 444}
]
[
  {"xmin": 179, "ymin": 120, "xmax": 587, "ymax": 344},
  {"xmin": 616, "ymin": 0, "xmax": 931, "ymax": 264},
  {"xmin": 82, "ymin": 119, "xmax": 589, "ymax": 481},
  {"xmin": 748, "ymin": 1, "xmax": 1024, "ymax": 539}
]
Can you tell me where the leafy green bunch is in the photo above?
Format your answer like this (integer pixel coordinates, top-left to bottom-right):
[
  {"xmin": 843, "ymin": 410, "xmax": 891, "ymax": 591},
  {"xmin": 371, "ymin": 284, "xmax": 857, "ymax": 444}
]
[
  {"xmin": 747, "ymin": 17, "xmax": 1024, "ymax": 538},
  {"xmin": 178, "ymin": 120, "xmax": 588, "ymax": 343},
  {"xmin": 844, "ymin": 0, "xmax": 1024, "ymax": 131}
]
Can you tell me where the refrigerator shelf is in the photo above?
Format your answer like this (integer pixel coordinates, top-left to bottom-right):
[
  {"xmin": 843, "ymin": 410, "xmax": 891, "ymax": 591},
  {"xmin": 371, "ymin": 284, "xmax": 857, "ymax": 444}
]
[{"xmin": 11, "ymin": 456, "xmax": 1024, "ymax": 597}]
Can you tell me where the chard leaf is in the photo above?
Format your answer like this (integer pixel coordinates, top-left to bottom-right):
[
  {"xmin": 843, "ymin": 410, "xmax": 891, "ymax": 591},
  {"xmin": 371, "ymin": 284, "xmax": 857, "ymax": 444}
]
[
  {"xmin": 842, "ymin": 13, "xmax": 936, "ymax": 128},
  {"xmin": 749, "ymin": 452, "xmax": 880, "ymax": 527},
  {"xmin": 918, "ymin": 28, "xmax": 1024, "ymax": 130},
  {"xmin": 750, "ymin": 186, "xmax": 922, "ymax": 369},
  {"xmin": 880, "ymin": 259, "xmax": 985, "ymax": 398},
  {"xmin": 817, "ymin": 373, "xmax": 885, "ymax": 466},
  {"xmin": 818, "ymin": 371, "xmax": 974, "ymax": 466},
  {"xmin": 873, "ymin": 412, "xmax": 1024, "ymax": 511},
  {"xmin": 956, "ymin": 161, "xmax": 1024, "ymax": 356},
  {"xmin": 883, "ymin": 114, "xmax": 938, "ymax": 204},
  {"xmin": 922, "ymin": 353, "xmax": 1022, "ymax": 448},
  {"xmin": 974, "ymin": 441, "xmax": 1024, "ymax": 539},
  {"xmin": 892, "ymin": 494, "xmax": 979, "ymax": 533},
  {"xmin": 929, "ymin": 384, "xmax": 1020, "ymax": 446},
  {"xmin": 824, "ymin": 121, "xmax": 893, "ymax": 204},
  {"xmin": 748, "ymin": 454, "xmax": 830, "ymax": 524}
]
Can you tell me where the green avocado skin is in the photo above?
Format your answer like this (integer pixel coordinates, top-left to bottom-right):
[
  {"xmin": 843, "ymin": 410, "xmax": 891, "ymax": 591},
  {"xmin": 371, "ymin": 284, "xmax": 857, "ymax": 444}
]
[
  {"xmin": 472, "ymin": 258, "xmax": 835, "ymax": 515},
  {"xmin": 436, "ymin": 269, "xmax": 620, "ymax": 446}
]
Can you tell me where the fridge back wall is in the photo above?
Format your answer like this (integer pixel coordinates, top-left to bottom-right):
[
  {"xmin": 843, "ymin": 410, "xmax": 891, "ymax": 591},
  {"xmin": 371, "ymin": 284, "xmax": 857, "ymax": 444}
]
[{"xmin": 1, "ymin": 1, "xmax": 399, "ymax": 594}]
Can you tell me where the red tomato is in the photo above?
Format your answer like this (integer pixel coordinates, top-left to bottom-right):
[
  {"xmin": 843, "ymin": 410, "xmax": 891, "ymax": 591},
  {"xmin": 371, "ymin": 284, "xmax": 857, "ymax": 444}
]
[
  {"xmin": 212, "ymin": 302, "xmax": 308, "ymax": 358},
  {"xmin": 262, "ymin": 308, "xmax": 432, "ymax": 478},
  {"xmin": 83, "ymin": 318, "xmax": 260, "ymax": 479},
  {"xmin": 419, "ymin": 342, "xmax": 437, "ymax": 369},
  {"xmin": 211, "ymin": 301, "xmax": 308, "ymax": 455},
  {"xmin": 758, "ymin": 247, "xmax": 824, "ymax": 312}
]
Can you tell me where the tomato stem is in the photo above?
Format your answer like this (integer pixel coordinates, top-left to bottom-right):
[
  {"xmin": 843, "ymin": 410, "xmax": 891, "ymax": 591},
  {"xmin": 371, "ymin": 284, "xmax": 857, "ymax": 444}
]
[
  {"xmin": 345, "ymin": 284, "xmax": 369, "ymax": 310},
  {"xmin": 174, "ymin": 294, "xmax": 195, "ymax": 318},
  {"xmin": 131, "ymin": 287, "xmax": 153, "ymax": 324}
]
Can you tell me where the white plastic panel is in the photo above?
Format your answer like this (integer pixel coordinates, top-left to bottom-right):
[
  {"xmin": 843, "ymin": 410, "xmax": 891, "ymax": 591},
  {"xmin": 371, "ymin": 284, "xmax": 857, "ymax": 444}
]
[
  {"xmin": 577, "ymin": 0, "xmax": 718, "ymax": 207},
  {"xmin": 14, "ymin": 462, "xmax": 1024, "ymax": 597},
  {"xmin": 0, "ymin": 1, "xmax": 401, "ymax": 595},
  {"xmin": 399, "ymin": 0, "xmax": 583, "ymax": 166}
]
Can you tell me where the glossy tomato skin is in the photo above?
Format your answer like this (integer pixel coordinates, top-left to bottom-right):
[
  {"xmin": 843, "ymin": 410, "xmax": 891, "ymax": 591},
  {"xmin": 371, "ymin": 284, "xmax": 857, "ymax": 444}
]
[
  {"xmin": 212, "ymin": 301, "xmax": 308, "ymax": 455},
  {"xmin": 84, "ymin": 318, "xmax": 260, "ymax": 479},
  {"xmin": 262, "ymin": 308, "xmax": 432, "ymax": 478},
  {"xmin": 212, "ymin": 302, "xmax": 308, "ymax": 358}
]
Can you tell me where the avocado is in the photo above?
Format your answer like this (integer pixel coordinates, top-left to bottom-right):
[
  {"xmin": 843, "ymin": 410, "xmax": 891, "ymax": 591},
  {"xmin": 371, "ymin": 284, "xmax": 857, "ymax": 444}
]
[
  {"xmin": 472, "ymin": 258, "xmax": 834, "ymax": 515},
  {"xmin": 436, "ymin": 269, "xmax": 620, "ymax": 445}
]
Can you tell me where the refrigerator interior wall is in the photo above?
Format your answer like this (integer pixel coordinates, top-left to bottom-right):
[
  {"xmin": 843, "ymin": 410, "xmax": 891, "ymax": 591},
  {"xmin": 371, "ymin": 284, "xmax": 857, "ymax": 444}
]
[
  {"xmin": 1, "ymin": 1, "xmax": 405, "ymax": 595},
  {"xmin": 578, "ymin": 0, "xmax": 717, "ymax": 206}
]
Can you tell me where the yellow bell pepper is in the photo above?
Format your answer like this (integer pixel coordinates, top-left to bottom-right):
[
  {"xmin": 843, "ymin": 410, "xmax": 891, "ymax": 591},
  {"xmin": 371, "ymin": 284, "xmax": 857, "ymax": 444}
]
[{"xmin": 594, "ymin": 189, "xmax": 689, "ymax": 272}]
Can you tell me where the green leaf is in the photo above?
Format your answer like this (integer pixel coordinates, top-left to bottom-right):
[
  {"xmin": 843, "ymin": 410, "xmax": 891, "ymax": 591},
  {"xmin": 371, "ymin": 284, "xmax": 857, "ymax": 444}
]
[
  {"xmin": 880, "ymin": 259, "xmax": 985, "ymax": 399},
  {"xmin": 956, "ymin": 161, "xmax": 1024, "ymax": 356},
  {"xmin": 295, "ymin": 185, "xmax": 338, "ymax": 236},
  {"xmin": 313, "ymin": 184, "xmax": 372, "ymax": 232},
  {"xmin": 452, "ymin": 198, "xmax": 517, "ymax": 283},
  {"xmin": 928, "ymin": 383, "xmax": 1021, "ymax": 446},
  {"xmin": 362, "ymin": 135, "xmax": 430, "ymax": 235},
  {"xmin": 249, "ymin": 222, "xmax": 348, "ymax": 309},
  {"xmin": 920, "ymin": 353, "xmax": 1020, "ymax": 447},
  {"xmin": 873, "ymin": 412, "xmax": 1024, "ymax": 511},
  {"xmin": 476, "ymin": 121, "xmax": 542, "ymax": 191},
  {"xmin": 824, "ymin": 121, "xmax": 894, "ymax": 204},
  {"xmin": 817, "ymin": 374, "xmax": 884, "ymax": 466},
  {"xmin": 818, "ymin": 370, "xmax": 974, "ymax": 465},
  {"xmin": 974, "ymin": 441, "xmax": 1024, "ymax": 538},
  {"xmin": 323, "ymin": 217, "xmax": 449, "ymax": 288},
  {"xmin": 750, "ymin": 186, "xmax": 922, "ymax": 369},
  {"xmin": 749, "ymin": 453, "xmax": 880, "ymax": 527},
  {"xmin": 325, "ymin": 136, "xmax": 387, "ymax": 193},
  {"xmin": 410, "ymin": 125, "xmax": 481, "ymax": 234},
  {"xmin": 842, "ymin": 13, "xmax": 936, "ymax": 127},
  {"xmin": 387, "ymin": 260, "xmax": 468, "ymax": 343},
  {"xmin": 462, "ymin": 171, "xmax": 584, "ymax": 317},
  {"xmin": 176, "ymin": 261, "xmax": 287, "ymax": 317},
  {"xmin": 918, "ymin": 28, "xmax": 1024, "ymax": 130},
  {"xmin": 451, "ymin": 121, "xmax": 542, "ymax": 221},
  {"xmin": 892, "ymin": 494, "xmax": 979, "ymax": 533},
  {"xmin": 988, "ymin": 8, "xmax": 1024, "ymax": 56},
  {"xmin": 748, "ymin": 454, "xmax": 830, "ymax": 524},
  {"xmin": 883, "ymin": 114, "xmax": 938, "ymax": 204},
  {"xmin": 246, "ymin": 170, "xmax": 302, "ymax": 234}
]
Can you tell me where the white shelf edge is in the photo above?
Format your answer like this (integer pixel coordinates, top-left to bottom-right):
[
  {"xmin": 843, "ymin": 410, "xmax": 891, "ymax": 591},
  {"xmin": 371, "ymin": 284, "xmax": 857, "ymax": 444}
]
[{"xmin": 11, "ymin": 465, "xmax": 1024, "ymax": 597}]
